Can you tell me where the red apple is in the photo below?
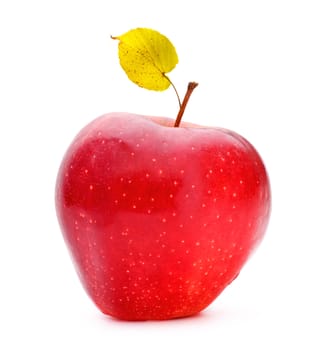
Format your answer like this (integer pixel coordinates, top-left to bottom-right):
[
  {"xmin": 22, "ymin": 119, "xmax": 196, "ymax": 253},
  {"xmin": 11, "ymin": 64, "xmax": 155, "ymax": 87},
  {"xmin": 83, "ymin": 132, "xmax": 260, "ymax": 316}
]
[{"xmin": 55, "ymin": 112, "xmax": 271, "ymax": 320}]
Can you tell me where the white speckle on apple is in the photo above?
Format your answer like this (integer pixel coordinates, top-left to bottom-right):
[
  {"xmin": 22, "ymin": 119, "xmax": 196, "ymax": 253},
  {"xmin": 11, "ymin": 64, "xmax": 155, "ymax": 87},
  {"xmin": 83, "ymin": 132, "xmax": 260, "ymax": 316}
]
[
  {"xmin": 232, "ymin": 192, "xmax": 237, "ymax": 197},
  {"xmin": 223, "ymin": 186, "xmax": 227, "ymax": 191},
  {"xmin": 147, "ymin": 209, "xmax": 152, "ymax": 214},
  {"xmin": 195, "ymin": 241, "xmax": 200, "ymax": 246},
  {"xmin": 228, "ymin": 218, "xmax": 233, "ymax": 223},
  {"xmin": 185, "ymin": 194, "xmax": 189, "ymax": 198},
  {"xmin": 132, "ymin": 204, "xmax": 137, "ymax": 209},
  {"xmin": 150, "ymin": 197, "xmax": 155, "ymax": 202},
  {"xmin": 179, "ymin": 224, "xmax": 184, "ymax": 228},
  {"xmin": 202, "ymin": 203, "xmax": 206, "ymax": 208},
  {"xmin": 169, "ymin": 194, "xmax": 174, "ymax": 199},
  {"xmin": 122, "ymin": 193, "xmax": 127, "ymax": 197},
  {"xmin": 162, "ymin": 218, "xmax": 167, "ymax": 223},
  {"xmin": 130, "ymin": 152, "xmax": 135, "ymax": 156},
  {"xmin": 152, "ymin": 158, "xmax": 157, "ymax": 162},
  {"xmin": 180, "ymin": 169, "xmax": 185, "ymax": 174},
  {"xmin": 158, "ymin": 169, "xmax": 163, "ymax": 174},
  {"xmin": 172, "ymin": 212, "xmax": 176, "ymax": 216},
  {"xmin": 216, "ymin": 215, "xmax": 220, "ymax": 220},
  {"xmin": 89, "ymin": 185, "xmax": 94, "ymax": 190},
  {"xmin": 189, "ymin": 215, "xmax": 193, "ymax": 219}
]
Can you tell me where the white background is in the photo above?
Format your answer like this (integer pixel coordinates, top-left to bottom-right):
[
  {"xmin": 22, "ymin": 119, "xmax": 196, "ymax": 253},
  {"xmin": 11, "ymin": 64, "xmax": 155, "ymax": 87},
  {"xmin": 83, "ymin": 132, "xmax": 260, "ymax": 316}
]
[{"xmin": 1, "ymin": 0, "xmax": 333, "ymax": 348}]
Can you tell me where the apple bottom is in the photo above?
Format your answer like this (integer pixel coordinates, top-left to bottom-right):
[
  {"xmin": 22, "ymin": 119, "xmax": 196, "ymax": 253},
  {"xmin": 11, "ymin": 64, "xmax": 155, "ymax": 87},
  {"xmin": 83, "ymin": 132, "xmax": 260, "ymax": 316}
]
[
  {"xmin": 72, "ymin": 213, "xmax": 250, "ymax": 321},
  {"xmin": 55, "ymin": 113, "xmax": 271, "ymax": 320}
]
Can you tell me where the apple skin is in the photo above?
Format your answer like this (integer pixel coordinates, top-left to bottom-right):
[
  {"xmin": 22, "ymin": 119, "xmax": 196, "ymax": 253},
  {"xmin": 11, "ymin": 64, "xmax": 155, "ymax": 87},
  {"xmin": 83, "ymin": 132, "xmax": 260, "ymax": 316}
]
[{"xmin": 55, "ymin": 112, "xmax": 271, "ymax": 320}]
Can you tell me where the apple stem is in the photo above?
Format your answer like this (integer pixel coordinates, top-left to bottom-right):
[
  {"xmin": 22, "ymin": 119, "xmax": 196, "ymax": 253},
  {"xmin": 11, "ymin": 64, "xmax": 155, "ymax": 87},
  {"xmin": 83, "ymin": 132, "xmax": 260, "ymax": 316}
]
[{"xmin": 174, "ymin": 82, "xmax": 198, "ymax": 127}]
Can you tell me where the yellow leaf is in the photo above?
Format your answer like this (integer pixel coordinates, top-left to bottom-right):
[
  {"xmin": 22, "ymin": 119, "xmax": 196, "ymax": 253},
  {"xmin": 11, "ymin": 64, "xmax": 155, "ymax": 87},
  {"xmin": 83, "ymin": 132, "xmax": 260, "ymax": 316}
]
[{"xmin": 112, "ymin": 28, "xmax": 179, "ymax": 91}]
